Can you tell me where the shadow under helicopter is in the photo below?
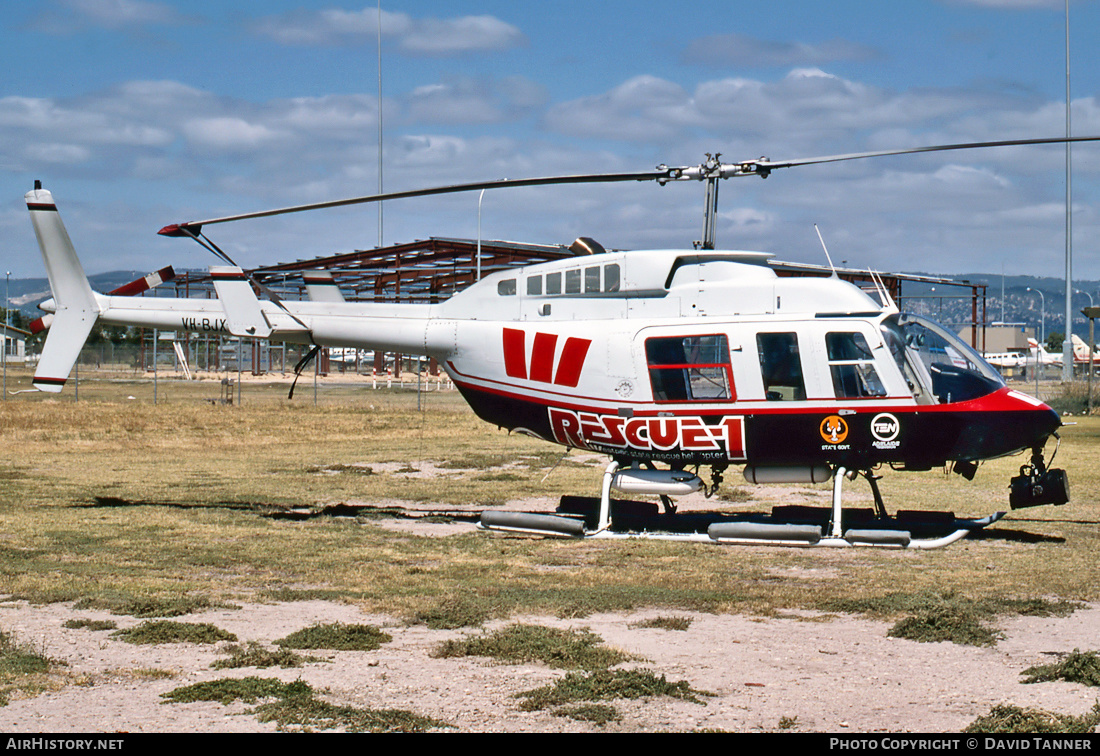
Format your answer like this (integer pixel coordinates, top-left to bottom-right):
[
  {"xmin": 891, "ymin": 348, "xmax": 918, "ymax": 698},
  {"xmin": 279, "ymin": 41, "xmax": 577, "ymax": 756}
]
[{"xmin": 84, "ymin": 495, "xmax": 1073, "ymax": 545}]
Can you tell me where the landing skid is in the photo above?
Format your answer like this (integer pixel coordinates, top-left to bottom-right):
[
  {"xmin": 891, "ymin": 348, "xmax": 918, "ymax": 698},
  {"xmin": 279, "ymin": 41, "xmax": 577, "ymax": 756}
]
[{"xmin": 479, "ymin": 461, "xmax": 1006, "ymax": 549}]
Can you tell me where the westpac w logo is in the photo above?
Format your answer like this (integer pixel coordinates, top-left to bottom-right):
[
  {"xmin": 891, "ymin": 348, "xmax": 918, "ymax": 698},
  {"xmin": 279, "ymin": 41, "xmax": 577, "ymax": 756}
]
[{"xmin": 502, "ymin": 328, "xmax": 591, "ymax": 388}]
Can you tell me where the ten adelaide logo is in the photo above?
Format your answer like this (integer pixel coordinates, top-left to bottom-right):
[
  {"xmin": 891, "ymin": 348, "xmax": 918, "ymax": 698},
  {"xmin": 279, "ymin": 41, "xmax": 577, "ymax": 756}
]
[{"xmin": 871, "ymin": 413, "xmax": 901, "ymax": 449}]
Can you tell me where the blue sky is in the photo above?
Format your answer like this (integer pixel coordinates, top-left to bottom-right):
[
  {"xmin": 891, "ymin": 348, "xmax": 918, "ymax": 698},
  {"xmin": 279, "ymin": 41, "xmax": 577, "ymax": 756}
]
[{"xmin": 1, "ymin": 0, "xmax": 1098, "ymax": 286}]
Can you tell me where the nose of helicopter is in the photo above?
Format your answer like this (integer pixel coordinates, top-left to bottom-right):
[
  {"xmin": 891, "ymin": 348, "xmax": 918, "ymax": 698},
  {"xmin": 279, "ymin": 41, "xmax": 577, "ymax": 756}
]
[
  {"xmin": 1007, "ymin": 387, "xmax": 1062, "ymax": 431},
  {"xmin": 962, "ymin": 387, "xmax": 1062, "ymax": 460}
]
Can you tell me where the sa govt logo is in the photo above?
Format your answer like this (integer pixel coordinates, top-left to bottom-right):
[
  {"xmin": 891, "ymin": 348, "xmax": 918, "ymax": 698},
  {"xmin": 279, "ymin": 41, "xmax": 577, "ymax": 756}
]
[{"xmin": 819, "ymin": 415, "xmax": 849, "ymax": 445}]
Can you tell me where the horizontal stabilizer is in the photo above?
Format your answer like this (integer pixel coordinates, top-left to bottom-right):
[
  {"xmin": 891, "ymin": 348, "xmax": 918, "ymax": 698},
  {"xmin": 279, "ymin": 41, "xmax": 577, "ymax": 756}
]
[
  {"xmin": 303, "ymin": 270, "xmax": 345, "ymax": 303},
  {"xmin": 211, "ymin": 266, "xmax": 272, "ymax": 338}
]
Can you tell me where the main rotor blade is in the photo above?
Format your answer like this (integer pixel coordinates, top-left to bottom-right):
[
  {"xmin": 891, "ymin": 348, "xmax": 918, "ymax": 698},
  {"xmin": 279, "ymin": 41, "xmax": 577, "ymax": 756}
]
[
  {"xmin": 158, "ymin": 170, "xmax": 669, "ymax": 236},
  {"xmin": 157, "ymin": 134, "xmax": 1100, "ymax": 237},
  {"xmin": 753, "ymin": 135, "xmax": 1100, "ymax": 173}
]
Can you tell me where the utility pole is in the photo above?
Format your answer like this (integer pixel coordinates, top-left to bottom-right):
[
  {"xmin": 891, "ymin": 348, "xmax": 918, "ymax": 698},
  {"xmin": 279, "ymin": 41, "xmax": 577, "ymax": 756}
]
[{"xmin": 1062, "ymin": 0, "xmax": 1074, "ymax": 381}]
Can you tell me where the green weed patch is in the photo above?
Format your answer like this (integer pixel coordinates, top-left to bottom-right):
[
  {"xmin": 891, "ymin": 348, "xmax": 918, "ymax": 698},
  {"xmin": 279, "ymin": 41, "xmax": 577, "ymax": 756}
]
[
  {"xmin": 0, "ymin": 629, "xmax": 61, "ymax": 705},
  {"xmin": 113, "ymin": 620, "xmax": 237, "ymax": 645},
  {"xmin": 887, "ymin": 607, "xmax": 1001, "ymax": 647},
  {"xmin": 1022, "ymin": 650, "xmax": 1100, "ymax": 686},
  {"xmin": 516, "ymin": 668, "xmax": 710, "ymax": 712},
  {"xmin": 255, "ymin": 692, "xmax": 447, "ymax": 733},
  {"xmin": 552, "ymin": 703, "xmax": 621, "ymax": 725},
  {"xmin": 414, "ymin": 595, "xmax": 495, "ymax": 629},
  {"xmin": 162, "ymin": 676, "xmax": 295, "ymax": 705},
  {"xmin": 164, "ymin": 676, "xmax": 447, "ymax": 732},
  {"xmin": 212, "ymin": 642, "xmax": 318, "ymax": 669},
  {"xmin": 62, "ymin": 619, "xmax": 117, "ymax": 631},
  {"xmin": 964, "ymin": 703, "xmax": 1100, "ymax": 734},
  {"xmin": 433, "ymin": 624, "xmax": 631, "ymax": 670},
  {"xmin": 0, "ymin": 630, "xmax": 52, "ymax": 679},
  {"xmin": 630, "ymin": 616, "xmax": 692, "ymax": 631},
  {"xmin": 275, "ymin": 623, "xmax": 391, "ymax": 651},
  {"xmin": 73, "ymin": 594, "xmax": 230, "ymax": 618},
  {"xmin": 826, "ymin": 591, "xmax": 1079, "ymax": 647}
]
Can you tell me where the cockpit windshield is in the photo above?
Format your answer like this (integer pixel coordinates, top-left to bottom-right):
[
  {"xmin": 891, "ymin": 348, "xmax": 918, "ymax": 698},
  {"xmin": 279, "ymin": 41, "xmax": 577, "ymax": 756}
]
[{"xmin": 895, "ymin": 313, "xmax": 1005, "ymax": 404}]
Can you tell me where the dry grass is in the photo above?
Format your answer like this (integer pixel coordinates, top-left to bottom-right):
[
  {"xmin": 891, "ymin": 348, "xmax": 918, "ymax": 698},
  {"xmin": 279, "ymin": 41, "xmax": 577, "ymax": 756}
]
[{"xmin": 1, "ymin": 367, "xmax": 1098, "ymax": 626}]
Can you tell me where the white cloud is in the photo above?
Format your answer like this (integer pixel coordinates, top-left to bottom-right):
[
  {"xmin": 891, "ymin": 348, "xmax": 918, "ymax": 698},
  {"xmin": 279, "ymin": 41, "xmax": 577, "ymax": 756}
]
[
  {"xmin": 682, "ymin": 33, "xmax": 878, "ymax": 68},
  {"xmin": 405, "ymin": 76, "xmax": 546, "ymax": 124},
  {"xmin": 543, "ymin": 76, "xmax": 692, "ymax": 142},
  {"xmin": 0, "ymin": 94, "xmax": 175, "ymax": 146},
  {"xmin": 276, "ymin": 95, "xmax": 381, "ymax": 137},
  {"xmin": 26, "ymin": 143, "xmax": 91, "ymax": 164},
  {"xmin": 398, "ymin": 15, "xmax": 525, "ymax": 55},
  {"xmin": 252, "ymin": 7, "xmax": 525, "ymax": 56},
  {"xmin": 182, "ymin": 118, "xmax": 283, "ymax": 150},
  {"xmin": 34, "ymin": 0, "xmax": 194, "ymax": 32},
  {"xmin": 250, "ymin": 7, "xmax": 410, "ymax": 46},
  {"xmin": 61, "ymin": 0, "xmax": 179, "ymax": 26}
]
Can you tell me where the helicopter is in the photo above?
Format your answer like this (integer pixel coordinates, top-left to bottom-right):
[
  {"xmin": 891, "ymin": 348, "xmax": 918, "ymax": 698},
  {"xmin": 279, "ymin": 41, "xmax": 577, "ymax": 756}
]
[{"xmin": 24, "ymin": 136, "xmax": 1097, "ymax": 550}]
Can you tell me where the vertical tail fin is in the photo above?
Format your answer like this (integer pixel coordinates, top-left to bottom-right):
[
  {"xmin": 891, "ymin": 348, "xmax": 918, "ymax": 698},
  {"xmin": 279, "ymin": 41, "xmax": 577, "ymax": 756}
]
[
  {"xmin": 210, "ymin": 266, "xmax": 273, "ymax": 338},
  {"xmin": 25, "ymin": 186, "xmax": 100, "ymax": 392}
]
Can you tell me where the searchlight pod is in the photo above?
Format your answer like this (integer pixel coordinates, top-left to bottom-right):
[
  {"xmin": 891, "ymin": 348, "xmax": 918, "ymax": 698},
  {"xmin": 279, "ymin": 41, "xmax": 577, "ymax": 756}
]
[{"xmin": 610, "ymin": 467, "xmax": 703, "ymax": 496}]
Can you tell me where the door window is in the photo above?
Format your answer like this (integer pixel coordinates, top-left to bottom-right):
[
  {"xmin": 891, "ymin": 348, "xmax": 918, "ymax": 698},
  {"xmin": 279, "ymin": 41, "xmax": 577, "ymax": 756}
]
[{"xmin": 646, "ymin": 334, "xmax": 734, "ymax": 402}]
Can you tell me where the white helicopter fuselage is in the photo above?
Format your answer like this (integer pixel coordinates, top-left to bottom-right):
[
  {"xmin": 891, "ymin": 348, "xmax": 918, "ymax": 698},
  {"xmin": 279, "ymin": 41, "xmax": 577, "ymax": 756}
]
[{"xmin": 28, "ymin": 187, "xmax": 1060, "ymax": 477}]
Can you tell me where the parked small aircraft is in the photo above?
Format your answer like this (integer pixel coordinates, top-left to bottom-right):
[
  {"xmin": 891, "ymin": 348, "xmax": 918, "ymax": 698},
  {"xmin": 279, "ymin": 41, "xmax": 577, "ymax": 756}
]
[
  {"xmin": 983, "ymin": 350, "xmax": 1028, "ymax": 370},
  {"xmin": 1027, "ymin": 338, "xmax": 1064, "ymax": 367},
  {"xmin": 1071, "ymin": 335, "xmax": 1099, "ymax": 366},
  {"xmin": 26, "ymin": 137, "xmax": 1093, "ymax": 549}
]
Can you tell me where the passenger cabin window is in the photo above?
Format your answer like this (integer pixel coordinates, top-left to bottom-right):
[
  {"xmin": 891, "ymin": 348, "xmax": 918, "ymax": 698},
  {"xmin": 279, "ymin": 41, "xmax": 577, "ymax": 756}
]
[
  {"xmin": 498, "ymin": 278, "xmax": 516, "ymax": 296},
  {"xmin": 533, "ymin": 263, "xmax": 622, "ymax": 296},
  {"xmin": 565, "ymin": 269, "xmax": 582, "ymax": 294},
  {"xmin": 604, "ymin": 264, "xmax": 620, "ymax": 292},
  {"xmin": 826, "ymin": 332, "xmax": 887, "ymax": 398},
  {"xmin": 585, "ymin": 266, "xmax": 600, "ymax": 293},
  {"xmin": 757, "ymin": 332, "xmax": 806, "ymax": 401},
  {"xmin": 646, "ymin": 334, "xmax": 734, "ymax": 402}
]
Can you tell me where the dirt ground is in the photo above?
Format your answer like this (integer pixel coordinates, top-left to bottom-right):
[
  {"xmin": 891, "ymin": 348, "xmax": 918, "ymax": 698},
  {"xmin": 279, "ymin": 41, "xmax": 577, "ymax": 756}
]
[{"xmin": 0, "ymin": 555, "xmax": 1097, "ymax": 733}]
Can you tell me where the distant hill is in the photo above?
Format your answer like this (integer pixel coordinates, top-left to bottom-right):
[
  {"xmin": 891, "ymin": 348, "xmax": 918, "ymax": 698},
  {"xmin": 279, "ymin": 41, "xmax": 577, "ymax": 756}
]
[
  {"xmin": 900, "ymin": 272, "xmax": 1099, "ymax": 338},
  {"xmin": 6, "ymin": 271, "xmax": 164, "ymax": 318}
]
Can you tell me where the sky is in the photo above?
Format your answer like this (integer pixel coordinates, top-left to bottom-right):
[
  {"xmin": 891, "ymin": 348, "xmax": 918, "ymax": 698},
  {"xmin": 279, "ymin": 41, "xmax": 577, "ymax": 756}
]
[{"xmin": 1, "ymin": 0, "xmax": 1098, "ymax": 287}]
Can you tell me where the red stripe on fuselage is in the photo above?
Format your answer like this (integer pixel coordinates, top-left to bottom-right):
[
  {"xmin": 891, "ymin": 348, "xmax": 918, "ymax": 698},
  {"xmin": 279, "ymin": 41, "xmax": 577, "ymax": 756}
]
[
  {"xmin": 502, "ymin": 328, "xmax": 527, "ymax": 379},
  {"xmin": 530, "ymin": 332, "xmax": 557, "ymax": 383},
  {"xmin": 554, "ymin": 337, "xmax": 590, "ymax": 388}
]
